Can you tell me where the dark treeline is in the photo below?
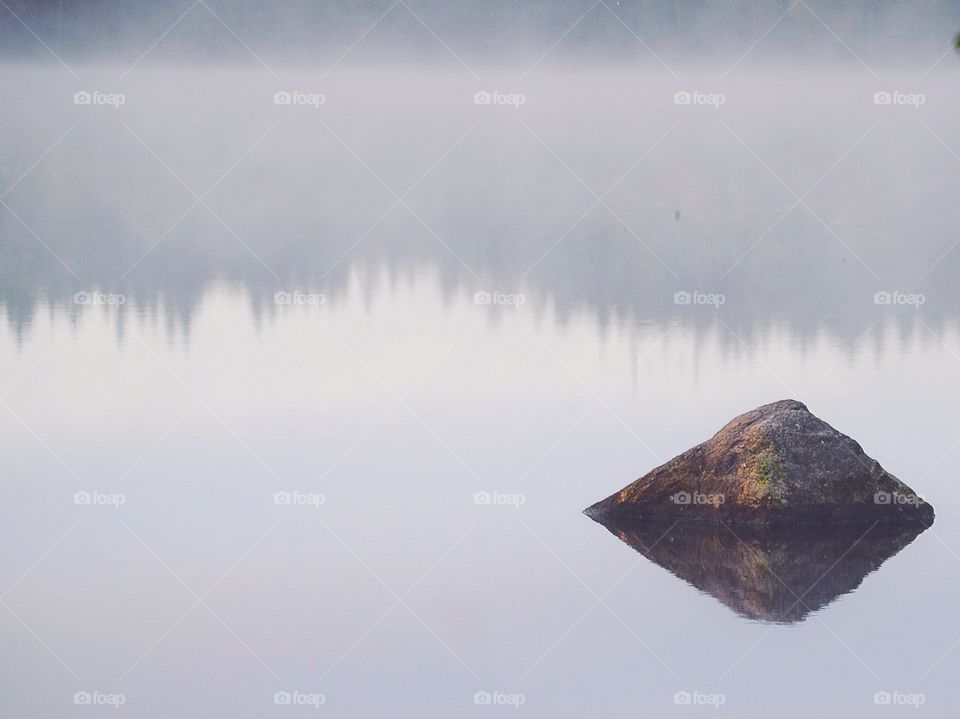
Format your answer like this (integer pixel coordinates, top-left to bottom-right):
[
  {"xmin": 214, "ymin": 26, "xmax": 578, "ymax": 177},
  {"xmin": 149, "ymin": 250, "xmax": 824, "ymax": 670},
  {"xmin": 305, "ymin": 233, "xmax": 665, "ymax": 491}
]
[{"xmin": 1, "ymin": 1, "xmax": 958, "ymax": 65}]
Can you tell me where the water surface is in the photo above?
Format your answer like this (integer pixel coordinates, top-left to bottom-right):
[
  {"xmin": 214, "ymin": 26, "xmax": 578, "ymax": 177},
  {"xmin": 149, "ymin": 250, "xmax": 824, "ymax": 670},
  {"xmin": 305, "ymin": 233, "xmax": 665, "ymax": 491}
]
[{"xmin": 1, "ymin": 64, "xmax": 959, "ymax": 717}]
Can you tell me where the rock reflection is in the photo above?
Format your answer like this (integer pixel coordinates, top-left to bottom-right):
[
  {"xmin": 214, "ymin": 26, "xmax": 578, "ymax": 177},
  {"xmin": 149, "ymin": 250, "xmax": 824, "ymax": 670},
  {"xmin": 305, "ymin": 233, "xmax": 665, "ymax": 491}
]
[{"xmin": 587, "ymin": 516, "xmax": 931, "ymax": 623}]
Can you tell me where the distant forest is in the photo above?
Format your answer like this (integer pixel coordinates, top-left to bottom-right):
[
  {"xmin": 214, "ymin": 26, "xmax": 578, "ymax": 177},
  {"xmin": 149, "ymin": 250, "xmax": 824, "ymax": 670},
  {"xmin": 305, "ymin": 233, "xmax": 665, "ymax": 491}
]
[{"xmin": 1, "ymin": 0, "xmax": 958, "ymax": 64}]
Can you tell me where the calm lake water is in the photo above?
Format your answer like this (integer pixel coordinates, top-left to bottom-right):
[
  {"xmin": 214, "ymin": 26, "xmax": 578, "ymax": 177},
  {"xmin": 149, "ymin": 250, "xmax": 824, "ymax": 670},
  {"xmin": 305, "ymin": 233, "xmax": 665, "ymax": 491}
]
[{"xmin": 1, "ymin": 64, "xmax": 959, "ymax": 717}]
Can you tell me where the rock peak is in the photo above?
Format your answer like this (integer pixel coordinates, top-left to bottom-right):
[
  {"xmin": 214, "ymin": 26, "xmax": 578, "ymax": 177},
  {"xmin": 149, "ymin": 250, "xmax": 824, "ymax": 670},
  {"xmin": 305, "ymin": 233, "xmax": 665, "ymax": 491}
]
[
  {"xmin": 757, "ymin": 398, "xmax": 808, "ymax": 413},
  {"xmin": 586, "ymin": 401, "xmax": 933, "ymax": 527}
]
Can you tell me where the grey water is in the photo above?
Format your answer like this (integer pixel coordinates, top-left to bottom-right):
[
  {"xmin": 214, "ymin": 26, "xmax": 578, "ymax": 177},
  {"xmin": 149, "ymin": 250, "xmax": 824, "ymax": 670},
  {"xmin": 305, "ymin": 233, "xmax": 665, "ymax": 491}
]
[{"xmin": 2, "ymin": 17, "xmax": 960, "ymax": 718}]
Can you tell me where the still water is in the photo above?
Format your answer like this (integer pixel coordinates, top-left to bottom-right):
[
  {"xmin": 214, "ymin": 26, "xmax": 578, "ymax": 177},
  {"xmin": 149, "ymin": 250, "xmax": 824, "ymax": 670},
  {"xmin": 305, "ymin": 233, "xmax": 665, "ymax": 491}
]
[{"xmin": 1, "ymin": 65, "xmax": 959, "ymax": 716}]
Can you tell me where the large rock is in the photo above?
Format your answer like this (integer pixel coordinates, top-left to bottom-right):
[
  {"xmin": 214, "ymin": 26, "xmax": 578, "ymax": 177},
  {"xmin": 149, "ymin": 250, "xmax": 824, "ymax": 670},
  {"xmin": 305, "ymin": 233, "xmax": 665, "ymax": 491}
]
[{"xmin": 585, "ymin": 400, "xmax": 934, "ymax": 526}]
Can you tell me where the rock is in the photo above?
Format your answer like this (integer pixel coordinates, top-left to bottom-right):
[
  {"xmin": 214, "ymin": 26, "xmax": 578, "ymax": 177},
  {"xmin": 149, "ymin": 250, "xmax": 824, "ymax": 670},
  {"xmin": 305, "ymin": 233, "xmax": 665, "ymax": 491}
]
[
  {"xmin": 590, "ymin": 518, "xmax": 928, "ymax": 622},
  {"xmin": 585, "ymin": 399, "xmax": 934, "ymax": 526}
]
